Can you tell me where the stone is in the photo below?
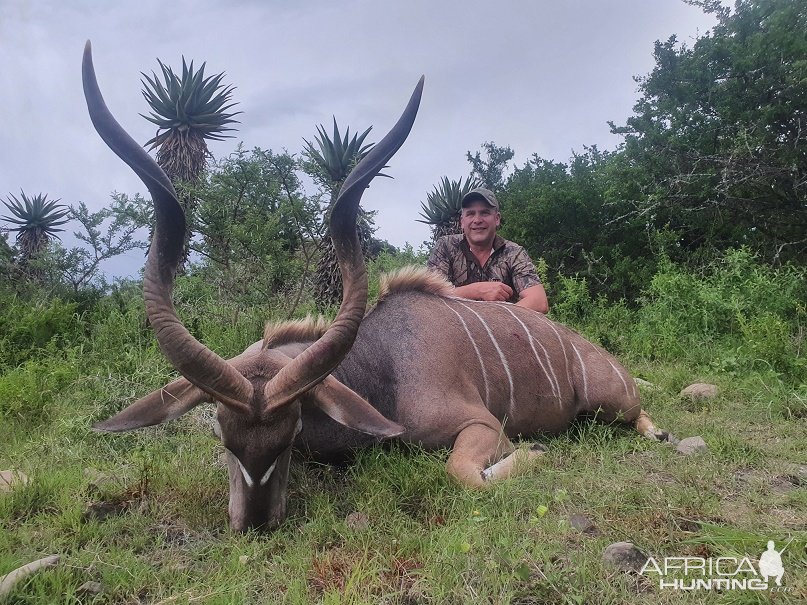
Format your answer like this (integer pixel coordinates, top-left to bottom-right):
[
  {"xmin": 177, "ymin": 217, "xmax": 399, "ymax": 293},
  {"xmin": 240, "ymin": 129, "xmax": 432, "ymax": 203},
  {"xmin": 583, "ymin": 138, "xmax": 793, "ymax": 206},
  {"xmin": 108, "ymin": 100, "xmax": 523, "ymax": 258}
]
[
  {"xmin": 779, "ymin": 463, "xmax": 807, "ymax": 484},
  {"xmin": 680, "ymin": 383, "xmax": 719, "ymax": 401},
  {"xmin": 569, "ymin": 514, "xmax": 599, "ymax": 535},
  {"xmin": 77, "ymin": 581, "xmax": 103, "ymax": 595},
  {"xmin": 83, "ymin": 501, "xmax": 125, "ymax": 522},
  {"xmin": 634, "ymin": 378, "xmax": 660, "ymax": 391},
  {"xmin": 345, "ymin": 511, "xmax": 370, "ymax": 531},
  {"xmin": 84, "ymin": 468, "xmax": 112, "ymax": 495},
  {"xmin": 662, "ymin": 432, "xmax": 681, "ymax": 446},
  {"xmin": 602, "ymin": 542, "xmax": 648, "ymax": 572},
  {"xmin": 0, "ymin": 470, "xmax": 29, "ymax": 492},
  {"xmin": 676, "ymin": 436, "xmax": 708, "ymax": 456}
]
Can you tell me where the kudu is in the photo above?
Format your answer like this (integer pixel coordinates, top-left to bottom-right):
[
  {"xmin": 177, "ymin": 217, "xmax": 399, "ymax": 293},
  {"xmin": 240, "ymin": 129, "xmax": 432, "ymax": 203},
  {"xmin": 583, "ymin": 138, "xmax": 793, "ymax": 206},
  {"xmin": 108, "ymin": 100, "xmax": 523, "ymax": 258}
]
[{"xmin": 84, "ymin": 42, "xmax": 668, "ymax": 532}]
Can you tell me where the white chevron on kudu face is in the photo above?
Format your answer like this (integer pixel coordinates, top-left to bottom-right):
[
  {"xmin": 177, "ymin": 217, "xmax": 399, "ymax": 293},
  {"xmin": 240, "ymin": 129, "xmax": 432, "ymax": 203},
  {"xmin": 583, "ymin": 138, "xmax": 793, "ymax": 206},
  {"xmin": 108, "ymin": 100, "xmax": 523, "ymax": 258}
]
[
  {"xmin": 441, "ymin": 299, "xmax": 490, "ymax": 404},
  {"xmin": 456, "ymin": 301, "xmax": 515, "ymax": 411},
  {"xmin": 495, "ymin": 304, "xmax": 562, "ymax": 406},
  {"xmin": 232, "ymin": 454, "xmax": 279, "ymax": 489}
]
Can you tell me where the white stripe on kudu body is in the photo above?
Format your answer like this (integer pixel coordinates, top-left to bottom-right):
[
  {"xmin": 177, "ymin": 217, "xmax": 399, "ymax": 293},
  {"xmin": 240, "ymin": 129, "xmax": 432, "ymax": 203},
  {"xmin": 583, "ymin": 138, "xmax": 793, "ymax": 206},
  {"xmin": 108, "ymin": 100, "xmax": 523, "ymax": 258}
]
[
  {"xmin": 534, "ymin": 314, "xmax": 574, "ymax": 391},
  {"xmin": 582, "ymin": 339, "xmax": 633, "ymax": 399},
  {"xmin": 570, "ymin": 343, "xmax": 590, "ymax": 405},
  {"xmin": 607, "ymin": 359, "xmax": 631, "ymax": 398},
  {"xmin": 456, "ymin": 301, "xmax": 515, "ymax": 411},
  {"xmin": 496, "ymin": 304, "xmax": 562, "ymax": 406},
  {"xmin": 442, "ymin": 299, "xmax": 490, "ymax": 404}
]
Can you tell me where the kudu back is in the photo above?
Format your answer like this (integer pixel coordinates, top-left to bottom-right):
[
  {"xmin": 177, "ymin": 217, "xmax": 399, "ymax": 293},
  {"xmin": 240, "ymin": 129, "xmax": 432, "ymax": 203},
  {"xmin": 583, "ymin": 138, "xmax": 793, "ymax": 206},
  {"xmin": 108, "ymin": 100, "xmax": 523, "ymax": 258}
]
[{"xmin": 85, "ymin": 42, "xmax": 666, "ymax": 531}]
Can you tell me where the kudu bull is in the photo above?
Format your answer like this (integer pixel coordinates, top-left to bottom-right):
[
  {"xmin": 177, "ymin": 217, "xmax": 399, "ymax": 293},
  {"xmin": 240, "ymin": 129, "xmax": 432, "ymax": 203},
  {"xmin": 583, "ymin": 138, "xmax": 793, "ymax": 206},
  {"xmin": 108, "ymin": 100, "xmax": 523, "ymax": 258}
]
[{"xmin": 84, "ymin": 42, "xmax": 668, "ymax": 531}]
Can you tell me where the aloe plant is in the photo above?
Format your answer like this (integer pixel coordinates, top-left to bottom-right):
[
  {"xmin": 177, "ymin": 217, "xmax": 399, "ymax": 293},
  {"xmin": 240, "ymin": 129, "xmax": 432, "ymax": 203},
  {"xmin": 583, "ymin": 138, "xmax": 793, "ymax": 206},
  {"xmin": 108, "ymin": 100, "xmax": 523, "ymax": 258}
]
[
  {"xmin": 1, "ymin": 191, "xmax": 69, "ymax": 261},
  {"xmin": 304, "ymin": 119, "xmax": 380, "ymax": 308},
  {"xmin": 141, "ymin": 57, "xmax": 240, "ymax": 268},
  {"xmin": 418, "ymin": 176, "xmax": 481, "ymax": 244}
]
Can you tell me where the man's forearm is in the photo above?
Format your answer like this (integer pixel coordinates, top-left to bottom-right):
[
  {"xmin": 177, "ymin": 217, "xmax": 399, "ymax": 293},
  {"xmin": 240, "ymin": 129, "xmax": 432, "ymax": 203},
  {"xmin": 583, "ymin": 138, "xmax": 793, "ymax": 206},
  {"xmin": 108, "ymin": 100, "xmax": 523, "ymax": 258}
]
[
  {"xmin": 452, "ymin": 283, "xmax": 481, "ymax": 299},
  {"xmin": 516, "ymin": 285, "xmax": 549, "ymax": 313}
]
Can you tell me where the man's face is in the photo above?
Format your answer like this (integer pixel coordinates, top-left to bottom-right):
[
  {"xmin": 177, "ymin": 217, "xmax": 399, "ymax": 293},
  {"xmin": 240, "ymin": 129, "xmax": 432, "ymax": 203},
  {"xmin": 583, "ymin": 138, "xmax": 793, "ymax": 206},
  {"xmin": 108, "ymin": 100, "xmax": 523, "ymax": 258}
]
[{"xmin": 460, "ymin": 199, "xmax": 500, "ymax": 248}]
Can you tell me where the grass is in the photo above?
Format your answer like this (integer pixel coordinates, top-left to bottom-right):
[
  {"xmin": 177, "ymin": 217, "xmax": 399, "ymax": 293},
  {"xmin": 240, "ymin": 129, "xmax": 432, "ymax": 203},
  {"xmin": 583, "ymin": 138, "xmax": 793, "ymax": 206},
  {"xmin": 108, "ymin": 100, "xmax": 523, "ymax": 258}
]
[
  {"xmin": 1, "ymin": 252, "xmax": 805, "ymax": 603},
  {"xmin": 1, "ymin": 357, "xmax": 805, "ymax": 603}
]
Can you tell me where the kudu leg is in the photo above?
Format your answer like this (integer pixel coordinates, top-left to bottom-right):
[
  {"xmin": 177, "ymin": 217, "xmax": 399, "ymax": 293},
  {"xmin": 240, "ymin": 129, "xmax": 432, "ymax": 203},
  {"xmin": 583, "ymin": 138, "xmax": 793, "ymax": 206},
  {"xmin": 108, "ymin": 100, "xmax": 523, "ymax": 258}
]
[
  {"xmin": 446, "ymin": 423, "xmax": 544, "ymax": 487},
  {"xmin": 634, "ymin": 409, "xmax": 671, "ymax": 441}
]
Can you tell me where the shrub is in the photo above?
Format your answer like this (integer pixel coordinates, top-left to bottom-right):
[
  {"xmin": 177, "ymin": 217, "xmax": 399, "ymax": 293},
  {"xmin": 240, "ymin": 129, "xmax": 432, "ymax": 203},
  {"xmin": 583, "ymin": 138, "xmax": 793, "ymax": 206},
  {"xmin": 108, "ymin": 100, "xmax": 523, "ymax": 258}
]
[
  {"xmin": 0, "ymin": 358, "xmax": 75, "ymax": 424},
  {"xmin": 630, "ymin": 248, "xmax": 806, "ymax": 382},
  {"xmin": 0, "ymin": 295, "xmax": 81, "ymax": 369}
]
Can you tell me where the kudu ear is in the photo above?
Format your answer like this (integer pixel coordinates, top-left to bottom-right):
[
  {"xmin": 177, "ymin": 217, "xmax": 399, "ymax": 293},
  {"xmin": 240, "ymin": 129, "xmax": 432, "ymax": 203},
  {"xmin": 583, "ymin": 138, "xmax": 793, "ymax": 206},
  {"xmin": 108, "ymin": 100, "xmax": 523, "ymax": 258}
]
[
  {"xmin": 302, "ymin": 376, "xmax": 405, "ymax": 439},
  {"xmin": 93, "ymin": 377, "xmax": 210, "ymax": 432}
]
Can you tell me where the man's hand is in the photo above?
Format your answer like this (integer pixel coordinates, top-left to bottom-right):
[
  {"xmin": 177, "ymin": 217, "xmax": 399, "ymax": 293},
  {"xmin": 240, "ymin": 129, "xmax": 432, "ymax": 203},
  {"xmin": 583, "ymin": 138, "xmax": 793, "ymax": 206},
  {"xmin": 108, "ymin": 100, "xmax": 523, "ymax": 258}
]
[{"xmin": 454, "ymin": 281, "xmax": 513, "ymax": 302}]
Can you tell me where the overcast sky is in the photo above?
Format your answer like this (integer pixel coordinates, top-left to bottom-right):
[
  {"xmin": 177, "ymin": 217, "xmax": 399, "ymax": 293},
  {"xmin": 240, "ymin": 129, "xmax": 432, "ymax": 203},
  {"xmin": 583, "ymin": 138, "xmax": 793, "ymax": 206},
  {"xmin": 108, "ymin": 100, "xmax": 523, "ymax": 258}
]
[{"xmin": 1, "ymin": 0, "xmax": 718, "ymax": 279}]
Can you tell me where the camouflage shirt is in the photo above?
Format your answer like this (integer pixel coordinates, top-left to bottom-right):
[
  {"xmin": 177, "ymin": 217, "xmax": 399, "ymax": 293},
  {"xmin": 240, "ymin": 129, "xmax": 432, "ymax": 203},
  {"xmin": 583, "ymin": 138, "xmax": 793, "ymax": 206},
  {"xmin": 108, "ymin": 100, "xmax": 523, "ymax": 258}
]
[{"xmin": 427, "ymin": 234, "xmax": 541, "ymax": 303}]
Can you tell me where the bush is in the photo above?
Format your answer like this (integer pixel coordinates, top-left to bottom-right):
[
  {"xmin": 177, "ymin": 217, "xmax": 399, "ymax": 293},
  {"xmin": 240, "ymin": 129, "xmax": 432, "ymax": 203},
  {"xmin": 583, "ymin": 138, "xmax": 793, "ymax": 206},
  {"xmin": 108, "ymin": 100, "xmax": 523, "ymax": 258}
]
[
  {"xmin": 549, "ymin": 275, "xmax": 636, "ymax": 355},
  {"xmin": 0, "ymin": 295, "xmax": 81, "ymax": 369},
  {"xmin": 0, "ymin": 358, "xmax": 76, "ymax": 424},
  {"xmin": 630, "ymin": 248, "xmax": 806, "ymax": 382}
]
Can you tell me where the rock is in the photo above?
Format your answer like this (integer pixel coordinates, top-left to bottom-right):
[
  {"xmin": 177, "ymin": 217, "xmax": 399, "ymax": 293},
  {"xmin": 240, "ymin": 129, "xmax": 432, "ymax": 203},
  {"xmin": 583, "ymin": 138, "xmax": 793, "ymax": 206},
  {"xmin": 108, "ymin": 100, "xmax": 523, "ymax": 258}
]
[
  {"xmin": 779, "ymin": 463, "xmax": 807, "ymax": 484},
  {"xmin": 662, "ymin": 432, "xmax": 681, "ymax": 446},
  {"xmin": 634, "ymin": 378, "xmax": 660, "ymax": 391},
  {"xmin": 345, "ymin": 511, "xmax": 370, "ymax": 531},
  {"xmin": 0, "ymin": 470, "xmax": 29, "ymax": 492},
  {"xmin": 83, "ymin": 501, "xmax": 125, "ymax": 522},
  {"xmin": 569, "ymin": 514, "xmax": 599, "ymax": 535},
  {"xmin": 680, "ymin": 383, "xmax": 719, "ymax": 401},
  {"xmin": 238, "ymin": 555, "xmax": 250, "ymax": 565},
  {"xmin": 77, "ymin": 581, "xmax": 103, "ymax": 595},
  {"xmin": 602, "ymin": 542, "xmax": 648, "ymax": 572},
  {"xmin": 84, "ymin": 468, "xmax": 112, "ymax": 496},
  {"xmin": 676, "ymin": 436, "xmax": 708, "ymax": 456}
]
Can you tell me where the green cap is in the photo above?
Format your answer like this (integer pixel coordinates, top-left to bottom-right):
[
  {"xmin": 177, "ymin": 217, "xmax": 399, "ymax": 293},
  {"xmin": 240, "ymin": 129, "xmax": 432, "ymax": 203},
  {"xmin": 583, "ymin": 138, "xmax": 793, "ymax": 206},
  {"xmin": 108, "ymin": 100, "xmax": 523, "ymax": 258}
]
[{"xmin": 461, "ymin": 187, "xmax": 500, "ymax": 211}]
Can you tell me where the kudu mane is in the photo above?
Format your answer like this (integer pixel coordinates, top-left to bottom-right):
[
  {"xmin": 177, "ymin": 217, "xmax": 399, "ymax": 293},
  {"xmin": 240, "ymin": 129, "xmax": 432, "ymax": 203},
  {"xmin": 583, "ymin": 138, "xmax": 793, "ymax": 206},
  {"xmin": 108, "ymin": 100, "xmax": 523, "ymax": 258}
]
[
  {"xmin": 263, "ymin": 268, "xmax": 453, "ymax": 347},
  {"xmin": 263, "ymin": 316, "xmax": 330, "ymax": 348},
  {"xmin": 377, "ymin": 266, "xmax": 454, "ymax": 303}
]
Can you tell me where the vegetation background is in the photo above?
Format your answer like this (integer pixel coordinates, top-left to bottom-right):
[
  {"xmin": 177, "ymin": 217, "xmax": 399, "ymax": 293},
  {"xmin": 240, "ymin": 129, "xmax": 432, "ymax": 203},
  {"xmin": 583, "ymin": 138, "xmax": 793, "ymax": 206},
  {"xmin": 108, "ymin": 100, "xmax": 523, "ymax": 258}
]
[{"xmin": 1, "ymin": 0, "xmax": 805, "ymax": 602}]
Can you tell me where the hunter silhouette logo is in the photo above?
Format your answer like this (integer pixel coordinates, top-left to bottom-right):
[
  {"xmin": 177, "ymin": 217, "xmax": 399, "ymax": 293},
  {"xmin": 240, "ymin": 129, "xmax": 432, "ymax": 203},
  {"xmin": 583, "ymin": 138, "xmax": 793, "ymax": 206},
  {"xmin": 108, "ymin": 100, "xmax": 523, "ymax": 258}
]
[
  {"xmin": 640, "ymin": 537, "xmax": 794, "ymax": 591},
  {"xmin": 759, "ymin": 540, "xmax": 786, "ymax": 586}
]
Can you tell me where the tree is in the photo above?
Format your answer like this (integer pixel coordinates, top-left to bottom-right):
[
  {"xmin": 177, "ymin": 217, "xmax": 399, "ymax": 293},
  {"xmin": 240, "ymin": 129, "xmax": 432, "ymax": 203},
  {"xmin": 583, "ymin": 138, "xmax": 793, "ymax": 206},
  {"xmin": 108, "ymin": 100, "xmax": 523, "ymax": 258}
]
[
  {"xmin": 56, "ymin": 196, "xmax": 149, "ymax": 294},
  {"xmin": 303, "ymin": 119, "xmax": 379, "ymax": 308},
  {"xmin": 499, "ymin": 148, "xmax": 655, "ymax": 300},
  {"xmin": 27, "ymin": 197, "xmax": 147, "ymax": 295},
  {"xmin": 1, "ymin": 192, "xmax": 69, "ymax": 276},
  {"xmin": 466, "ymin": 142, "xmax": 515, "ymax": 192},
  {"xmin": 609, "ymin": 0, "xmax": 807, "ymax": 264},
  {"xmin": 0, "ymin": 229, "xmax": 14, "ymax": 288},
  {"xmin": 193, "ymin": 146, "xmax": 319, "ymax": 307},
  {"xmin": 417, "ymin": 176, "xmax": 480, "ymax": 244},
  {"xmin": 141, "ymin": 57, "xmax": 240, "ymax": 269}
]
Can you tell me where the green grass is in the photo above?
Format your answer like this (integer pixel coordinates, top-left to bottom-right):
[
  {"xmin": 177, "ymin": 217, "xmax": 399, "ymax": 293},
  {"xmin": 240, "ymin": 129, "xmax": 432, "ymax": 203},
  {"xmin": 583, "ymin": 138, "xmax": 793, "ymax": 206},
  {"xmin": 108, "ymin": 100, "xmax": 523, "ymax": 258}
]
[
  {"xmin": 1, "ymin": 251, "xmax": 805, "ymax": 603},
  {"xmin": 1, "ymin": 359, "xmax": 805, "ymax": 603}
]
